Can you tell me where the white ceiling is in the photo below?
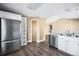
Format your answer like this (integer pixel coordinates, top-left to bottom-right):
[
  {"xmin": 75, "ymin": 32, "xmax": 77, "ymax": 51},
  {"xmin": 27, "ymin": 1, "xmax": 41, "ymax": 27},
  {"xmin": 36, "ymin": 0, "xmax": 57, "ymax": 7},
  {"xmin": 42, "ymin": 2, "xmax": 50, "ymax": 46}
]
[{"xmin": 0, "ymin": 3, "xmax": 79, "ymax": 23}]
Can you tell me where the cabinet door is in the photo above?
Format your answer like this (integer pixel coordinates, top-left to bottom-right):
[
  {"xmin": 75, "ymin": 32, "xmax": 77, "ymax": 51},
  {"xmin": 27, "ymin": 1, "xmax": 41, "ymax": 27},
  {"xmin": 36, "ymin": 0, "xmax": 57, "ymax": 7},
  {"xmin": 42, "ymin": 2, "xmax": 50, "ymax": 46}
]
[
  {"xmin": 58, "ymin": 36, "xmax": 67, "ymax": 52},
  {"xmin": 67, "ymin": 38, "xmax": 79, "ymax": 56},
  {"xmin": 21, "ymin": 17, "xmax": 27, "ymax": 46}
]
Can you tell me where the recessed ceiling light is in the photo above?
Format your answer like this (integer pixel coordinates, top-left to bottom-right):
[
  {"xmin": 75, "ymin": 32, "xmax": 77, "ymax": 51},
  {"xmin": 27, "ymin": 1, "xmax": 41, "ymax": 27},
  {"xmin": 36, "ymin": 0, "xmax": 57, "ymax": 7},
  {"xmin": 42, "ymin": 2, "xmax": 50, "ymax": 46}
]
[
  {"xmin": 65, "ymin": 8, "xmax": 70, "ymax": 12},
  {"xmin": 75, "ymin": 8, "xmax": 79, "ymax": 11},
  {"xmin": 27, "ymin": 3, "xmax": 43, "ymax": 10}
]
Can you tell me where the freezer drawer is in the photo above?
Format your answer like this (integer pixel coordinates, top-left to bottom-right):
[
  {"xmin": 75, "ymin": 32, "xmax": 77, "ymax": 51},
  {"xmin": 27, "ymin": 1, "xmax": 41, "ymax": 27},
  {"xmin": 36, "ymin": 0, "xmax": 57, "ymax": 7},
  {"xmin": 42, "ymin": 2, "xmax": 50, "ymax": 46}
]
[{"xmin": 1, "ymin": 39, "xmax": 21, "ymax": 55}]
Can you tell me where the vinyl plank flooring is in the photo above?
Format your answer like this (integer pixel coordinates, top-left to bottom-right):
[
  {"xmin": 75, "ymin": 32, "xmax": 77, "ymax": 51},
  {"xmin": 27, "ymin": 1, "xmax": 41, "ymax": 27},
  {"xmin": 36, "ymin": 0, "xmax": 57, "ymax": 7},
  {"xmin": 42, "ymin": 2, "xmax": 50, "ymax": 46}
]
[{"xmin": 5, "ymin": 41, "xmax": 71, "ymax": 56}]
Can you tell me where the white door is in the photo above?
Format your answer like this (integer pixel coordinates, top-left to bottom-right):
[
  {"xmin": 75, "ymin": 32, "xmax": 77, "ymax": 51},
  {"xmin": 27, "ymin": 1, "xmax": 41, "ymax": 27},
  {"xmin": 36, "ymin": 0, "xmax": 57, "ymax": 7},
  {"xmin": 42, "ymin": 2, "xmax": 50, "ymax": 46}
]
[
  {"xmin": 32, "ymin": 20, "xmax": 37, "ymax": 42},
  {"xmin": 58, "ymin": 36, "xmax": 67, "ymax": 52},
  {"xmin": 67, "ymin": 38, "xmax": 79, "ymax": 56}
]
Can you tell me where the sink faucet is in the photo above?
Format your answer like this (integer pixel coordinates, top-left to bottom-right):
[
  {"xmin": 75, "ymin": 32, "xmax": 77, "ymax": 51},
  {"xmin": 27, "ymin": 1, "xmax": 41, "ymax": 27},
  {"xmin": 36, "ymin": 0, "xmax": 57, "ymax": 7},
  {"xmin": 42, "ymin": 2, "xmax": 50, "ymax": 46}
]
[{"xmin": 66, "ymin": 30, "xmax": 70, "ymax": 36}]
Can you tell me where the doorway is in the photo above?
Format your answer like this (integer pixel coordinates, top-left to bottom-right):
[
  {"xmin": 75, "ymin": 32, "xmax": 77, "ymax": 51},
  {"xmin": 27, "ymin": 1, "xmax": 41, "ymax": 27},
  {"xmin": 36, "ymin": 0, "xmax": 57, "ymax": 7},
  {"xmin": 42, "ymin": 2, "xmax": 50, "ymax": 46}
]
[{"xmin": 32, "ymin": 20, "xmax": 37, "ymax": 42}]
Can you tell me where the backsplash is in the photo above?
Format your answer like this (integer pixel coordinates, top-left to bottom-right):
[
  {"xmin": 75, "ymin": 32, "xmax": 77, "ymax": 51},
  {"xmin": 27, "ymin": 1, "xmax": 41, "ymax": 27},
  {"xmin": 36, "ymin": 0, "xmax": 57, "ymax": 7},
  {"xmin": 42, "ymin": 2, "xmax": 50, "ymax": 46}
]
[{"xmin": 49, "ymin": 18, "xmax": 79, "ymax": 36}]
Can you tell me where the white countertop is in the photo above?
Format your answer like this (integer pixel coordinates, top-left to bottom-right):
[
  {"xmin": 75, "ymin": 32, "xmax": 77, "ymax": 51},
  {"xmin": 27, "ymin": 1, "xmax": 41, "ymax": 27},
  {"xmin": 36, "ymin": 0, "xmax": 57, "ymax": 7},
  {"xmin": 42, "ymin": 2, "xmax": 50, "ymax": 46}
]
[{"xmin": 48, "ymin": 33, "xmax": 79, "ymax": 38}]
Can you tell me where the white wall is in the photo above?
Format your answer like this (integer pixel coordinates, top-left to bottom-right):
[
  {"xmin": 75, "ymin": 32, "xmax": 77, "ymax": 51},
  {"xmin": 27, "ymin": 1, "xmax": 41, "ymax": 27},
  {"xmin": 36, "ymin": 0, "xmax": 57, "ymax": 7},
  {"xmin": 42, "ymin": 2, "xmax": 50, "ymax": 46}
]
[{"xmin": 27, "ymin": 17, "xmax": 46, "ymax": 43}]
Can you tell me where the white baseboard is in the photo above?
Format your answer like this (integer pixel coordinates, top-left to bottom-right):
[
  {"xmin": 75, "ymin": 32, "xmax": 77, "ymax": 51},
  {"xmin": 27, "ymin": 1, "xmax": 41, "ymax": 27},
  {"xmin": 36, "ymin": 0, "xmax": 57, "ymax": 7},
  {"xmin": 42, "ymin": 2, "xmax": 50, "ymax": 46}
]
[
  {"xmin": 27, "ymin": 40, "xmax": 32, "ymax": 42},
  {"xmin": 27, "ymin": 39, "xmax": 46, "ymax": 43},
  {"xmin": 37, "ymin": 39, "xmax": 45, "ymax": 42}
]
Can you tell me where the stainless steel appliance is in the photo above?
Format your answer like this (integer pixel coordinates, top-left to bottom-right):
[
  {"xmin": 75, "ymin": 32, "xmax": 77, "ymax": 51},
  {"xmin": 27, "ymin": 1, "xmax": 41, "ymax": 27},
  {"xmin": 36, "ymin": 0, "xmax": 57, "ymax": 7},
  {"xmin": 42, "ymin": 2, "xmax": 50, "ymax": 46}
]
[
  {"xmin": 0, "ymin": 18, "xmax": 1, "ymax": 55},
  {"xmin": 49, "ymin": 35, "xmax": 58, "ymax": 48},
  {"xmin": 1, "ymin": 18, "xmax": 21, "ymax": 55}
]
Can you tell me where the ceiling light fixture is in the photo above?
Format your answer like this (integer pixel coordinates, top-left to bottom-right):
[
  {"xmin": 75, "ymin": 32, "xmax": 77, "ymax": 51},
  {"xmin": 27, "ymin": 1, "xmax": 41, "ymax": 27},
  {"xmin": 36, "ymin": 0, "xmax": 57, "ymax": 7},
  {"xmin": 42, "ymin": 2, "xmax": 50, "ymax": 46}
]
[{"xmin": 65, "ymin": 8, "xmax": 70, "ymax": 12}]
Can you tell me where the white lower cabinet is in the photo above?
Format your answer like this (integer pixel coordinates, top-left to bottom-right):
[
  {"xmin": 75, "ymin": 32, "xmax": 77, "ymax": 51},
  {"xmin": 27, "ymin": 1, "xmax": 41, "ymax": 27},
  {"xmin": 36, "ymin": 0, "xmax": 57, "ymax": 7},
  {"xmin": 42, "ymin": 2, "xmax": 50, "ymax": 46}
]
[
  {"xmin": 67, "ymin": 38, "xmax": 79, "ymax": 56},
  {"xmin": 58, "ymin": 36, "xmax": 67, "ymax": 52},
  {"xmin": 58, "ymin": 35, "xmax": 79, "ymax": 56}
]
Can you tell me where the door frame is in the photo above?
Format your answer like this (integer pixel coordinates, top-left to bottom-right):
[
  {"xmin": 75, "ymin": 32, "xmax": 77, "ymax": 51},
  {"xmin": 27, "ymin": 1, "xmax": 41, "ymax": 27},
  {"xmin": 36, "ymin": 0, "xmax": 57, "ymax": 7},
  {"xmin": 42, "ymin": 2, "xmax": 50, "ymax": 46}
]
[{"xmin": 31, "ymin": 19, "xmax": 38, "ymax": 42}]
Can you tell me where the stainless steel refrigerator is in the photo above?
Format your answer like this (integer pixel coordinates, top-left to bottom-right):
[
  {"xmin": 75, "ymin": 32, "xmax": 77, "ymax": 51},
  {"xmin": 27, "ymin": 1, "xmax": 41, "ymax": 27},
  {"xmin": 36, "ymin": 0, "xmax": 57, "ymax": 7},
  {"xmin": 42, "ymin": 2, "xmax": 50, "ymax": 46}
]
[{"xmin": 0, "ymin": 18, "xmax": 21, "ymax": 55}]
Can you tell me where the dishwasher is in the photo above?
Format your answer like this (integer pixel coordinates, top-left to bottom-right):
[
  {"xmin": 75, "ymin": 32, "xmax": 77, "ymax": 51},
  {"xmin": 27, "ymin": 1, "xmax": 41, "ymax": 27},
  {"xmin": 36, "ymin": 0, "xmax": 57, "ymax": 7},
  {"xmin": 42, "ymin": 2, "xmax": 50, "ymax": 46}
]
[{"xmin": 49, "ymin": 35, "xmax": 58, "ymax": 48}]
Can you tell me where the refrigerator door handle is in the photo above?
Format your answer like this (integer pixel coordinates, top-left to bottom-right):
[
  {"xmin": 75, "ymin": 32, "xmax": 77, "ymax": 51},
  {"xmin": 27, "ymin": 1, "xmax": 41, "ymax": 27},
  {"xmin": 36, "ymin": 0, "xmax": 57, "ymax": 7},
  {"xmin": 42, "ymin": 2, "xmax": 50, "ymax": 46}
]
[
  {"xmin": 1, "ymin": 18, "xmax": 7, "ymax": 42},
  {"xmin": 2, "ymin": 39, "xmax": 21, "ymax": 43}
]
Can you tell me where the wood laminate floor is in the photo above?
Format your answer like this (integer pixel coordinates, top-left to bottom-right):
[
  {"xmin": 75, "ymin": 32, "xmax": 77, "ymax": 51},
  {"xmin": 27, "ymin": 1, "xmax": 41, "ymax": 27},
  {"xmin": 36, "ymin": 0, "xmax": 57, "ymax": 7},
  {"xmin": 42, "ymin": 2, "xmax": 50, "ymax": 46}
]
[{"xmin": 5, "ymin": 41, "xmax": 71, "ymax": 56}]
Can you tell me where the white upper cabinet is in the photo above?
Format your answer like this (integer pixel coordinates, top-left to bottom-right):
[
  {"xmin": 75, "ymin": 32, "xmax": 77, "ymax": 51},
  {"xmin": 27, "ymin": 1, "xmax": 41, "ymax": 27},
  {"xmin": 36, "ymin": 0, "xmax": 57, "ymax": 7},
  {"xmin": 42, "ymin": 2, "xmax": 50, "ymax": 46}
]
[{"xmin": 0, "ymin": 10, "xmax": 21, "ymax": 20}]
